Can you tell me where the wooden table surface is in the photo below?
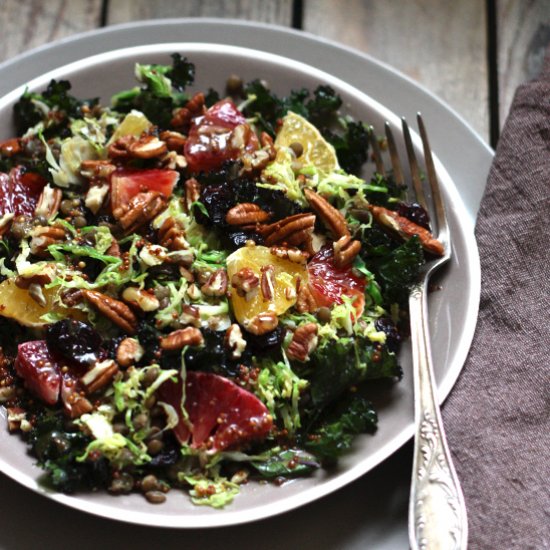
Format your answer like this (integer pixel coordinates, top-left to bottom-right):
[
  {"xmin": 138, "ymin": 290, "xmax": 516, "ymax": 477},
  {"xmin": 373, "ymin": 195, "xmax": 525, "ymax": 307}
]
[
  {"xmin": 0, "ymin": 2, "xmax": 547, "ymax": 547},
  {"xmin": 1, "ymin": 0, "xmax": 549, "ymax": 148}
]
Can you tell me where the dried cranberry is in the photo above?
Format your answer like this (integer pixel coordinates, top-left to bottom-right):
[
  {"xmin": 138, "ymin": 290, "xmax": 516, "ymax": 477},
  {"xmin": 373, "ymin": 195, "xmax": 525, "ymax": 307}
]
[
  {"xmin": 396, "ymin": 202, "xmax": 431, "ymax": 230},
  {"xmin": 149, "ymin": 434, "xmax": 180, "ymax": 467},
  {"xmin": 255, "ymin": 188, "xmax": 303, "ymax": 221},
  {"xmin": 222, "ymin": 229, "xmax": 264, "ymax": 250},
  {"xmin": 182, "ymin": 329, "xmax": 249, "ymax": 377},
  {"xmin": 102, "ymin": 336, "xmax": 124, "ymax": 360},
  {"xmin": 245, "ymin": 325, "xmax": 285, "ymax": 353},
  {"xmin": 375, "ymin": 318, "xmax": 402, "ymax": 353},
  {"xmin": 198, "ymin": 183, "xmax": 235, "ymax": 226},
  {"xmin": 46, "ymin": 320, "xmax": 102, "ymax": 367}
]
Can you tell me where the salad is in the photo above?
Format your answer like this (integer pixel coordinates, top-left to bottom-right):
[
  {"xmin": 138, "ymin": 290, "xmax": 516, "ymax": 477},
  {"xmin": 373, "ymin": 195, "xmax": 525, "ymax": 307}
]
[{"xmin": 0, "ymin": 54, "xmax": 441, "ymax": 508}]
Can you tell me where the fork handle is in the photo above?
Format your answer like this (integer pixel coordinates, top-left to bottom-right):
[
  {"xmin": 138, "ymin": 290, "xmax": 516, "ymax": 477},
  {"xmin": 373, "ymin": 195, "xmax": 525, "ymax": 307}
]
[{"xmin": 408, "ymin": 282, "xmax": 468, "ymax": 550}]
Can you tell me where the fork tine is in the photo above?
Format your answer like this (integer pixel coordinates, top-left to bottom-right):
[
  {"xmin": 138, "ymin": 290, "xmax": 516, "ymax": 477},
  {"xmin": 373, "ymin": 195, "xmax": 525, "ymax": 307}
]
[
  {"xmin": 368, "ymin": 127, "xmax": 386, "ymax": 176},
  {"xmin": 384, "ymin": 122, "xmax": 405, "ymax": 188},
  {"xmin": 416, "ymin": 113, "xmax": 448, "ymax": 246},
  {"xmin": 401, "ymin": 117, "xmax": 427, "ymax": 211}
]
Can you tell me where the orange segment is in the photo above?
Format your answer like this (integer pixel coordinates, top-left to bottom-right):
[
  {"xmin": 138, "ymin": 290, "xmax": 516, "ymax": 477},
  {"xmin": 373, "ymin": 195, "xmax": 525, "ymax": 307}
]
[
  {"xmin": 274, "ymin": 111, "xmax": 339, "ymax": 175},
  {"xmin": 0, "ymin": 279, "xmax": 82, "ymax": 327},
  {"xmin": 226, "ymin": 245, "xmax": 307, "ymax": 326}
]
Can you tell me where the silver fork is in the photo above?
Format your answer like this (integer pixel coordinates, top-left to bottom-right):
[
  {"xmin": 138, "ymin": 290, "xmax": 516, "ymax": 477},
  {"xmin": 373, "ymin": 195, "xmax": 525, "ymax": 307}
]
[{"xmin": 370, "ymin": 114, "xmax": 468, "ymax": 550}]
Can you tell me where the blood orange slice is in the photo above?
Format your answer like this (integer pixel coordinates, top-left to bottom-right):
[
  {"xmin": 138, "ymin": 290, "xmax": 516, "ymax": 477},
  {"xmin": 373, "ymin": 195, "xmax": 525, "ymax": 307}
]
[
  {"xmin": 308, "ymin": 246, "xmax": 366, "ymax": 316},
  {"xmin": 0, "ymin": 166, "xmax": 46, "ymax": 220},
  {"xmin": 110, "ymin": 168, "xmax": 179, "ymax": 212},
  {"xmin": 158, "ymin": 371, "xmax": 273, "ymax": 451},
  {"xmin": 14, "ymin": 340, "xmax": 62, "ymax": 405}
]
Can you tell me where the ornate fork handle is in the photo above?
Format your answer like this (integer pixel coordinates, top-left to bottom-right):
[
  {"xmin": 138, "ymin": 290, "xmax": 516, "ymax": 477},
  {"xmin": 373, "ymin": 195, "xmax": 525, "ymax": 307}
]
[{"xmin": 408, "ymin": 282, "xmax": 468, "ymax": 550}]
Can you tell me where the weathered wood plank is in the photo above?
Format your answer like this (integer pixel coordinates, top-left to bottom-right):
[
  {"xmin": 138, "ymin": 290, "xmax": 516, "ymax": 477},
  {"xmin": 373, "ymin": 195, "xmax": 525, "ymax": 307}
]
[
  {"xmin": 303, "ymin": 0, "xmax": 489, "ymax": 141},
  {"xmin": 0, "ymin": 0, "xmax": 103, "ymax": 64},
  {"xmin": 107, "ymin": 0, "xmax": 292, "ymax": 26},
  {"xmin": 496, "ymin": 0, "xmax": 550, "ymax": 126}
]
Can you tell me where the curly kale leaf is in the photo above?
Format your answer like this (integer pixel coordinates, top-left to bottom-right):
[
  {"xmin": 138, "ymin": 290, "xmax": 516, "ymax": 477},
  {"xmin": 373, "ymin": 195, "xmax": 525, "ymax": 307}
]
[
  {"xmin": 357, "ymin": 172, "xmax": 407, "ymax": 208},
  {"xmin": 166, "ymin": 53, "xmax": 195, "ymax": 91},
  {"xmin": 366, "ymin": 235, "xmax": 424, "ymax": 305},
  {"xmin": 204, "ymin": 88, "xmax": 221, "ymax": 107},
  {"xmin": 241, "ymin": 79, "xmax": 283, "ymax": 135},
  {"xmin": 112, "ymin": 89, "xmax": 174, "ymax": 128},
  {"xmin": 13, "ymin": 79, "xmax": 98, "ymax": 136},
  {"xmin": 29, "ymin": 411, "xmax": 109, "ymax": 493},
  {"xmin": 112, "ymin": 55, "xmax": 195, "ymax": 127},
  {"xmin": 308, "ymin": 335, "xmax": 401, "ymax": 410},
  {"xmin": 306, "ymin": 85, "xmax": 342, "ymax": 122},
  {"xmin": 241, "ymin": 82, "xmax": 340, "ymax": 136},
  {"xmin": 305, "ymin": 396, "xmax": 377, "ymax": 463},
  {"xmin": 250, "ymin": 448, "xmax": 319, "ymax": 479},
  {"xmin": 323, "ymin": 118, "xmax": 370, "ymax": 174},
  {"xmin": 241, "ymin": 81, "xmax": 369, "ymax": 173}
]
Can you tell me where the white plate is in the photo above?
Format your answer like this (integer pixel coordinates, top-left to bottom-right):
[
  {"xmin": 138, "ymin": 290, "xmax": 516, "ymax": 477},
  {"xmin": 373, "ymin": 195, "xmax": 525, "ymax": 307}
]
[{"xmin": 0, "ymin": 42, "xmax": 480, "ymax": 529}]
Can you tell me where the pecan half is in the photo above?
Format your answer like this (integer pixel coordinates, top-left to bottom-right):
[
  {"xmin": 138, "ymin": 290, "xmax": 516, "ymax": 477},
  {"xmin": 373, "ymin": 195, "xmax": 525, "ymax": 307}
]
[
  {"xmin": 63, "ymin": 391, "xmax": 93, "ymax": 419},
  {"xmin": 171, "ymin": 92, "xmax": 206, "ymax": 130},
  {"xmin": 30, "ymin": 225, "xmax": 66, "ymax": 257},
  {"xmin": 80, "ymin": 159, "xmax": 116, "ymax": 180},
  {"xmin": 106, "ymin": 239, "xmax": 121, "ymax": 258},
  {"xmin": 243, "ymin": 311, "xmax": 278, "ymax": 335},
  {"xmin": 240, "ymin": 132, "xmax": 277, "ymax": 175},
  {"xmin": 108, "ymin": 133, "xmax": 169, "ymax": 161},
  {"xmin": 6, "ymin": 407, "xmax": 28, "ymax": 432},
  {"xmin": 225, "ymin": 324, "xmax": 247, "ymax": 359},
  {"xmin": 270, "ymin": 245, "xmax": 309, "ymax": 265},
  {"xmin": 178, "ymin": 265, "xmax": 195, "ymax": 282},
  {"xmin": 34, "ymin": 184, "xmax": 62, "ymax": 220},
  {"xmin": 60, "ymin": 288, "xmax": 83, "ymax": 307},
  {"xmin": 159, "ymin": 130, "xmax": 186, "ymax": 152},
  {"xmin": 113, "ymin": 191, "xmax": 168, "ymax": 233},
  {"xmin": 15, "ymin": 271, "xmax": 53, "ymax": 289},
  {"xmin": 260, "ymin": 132, "xmax": 276, "ymax": 155},
  {"xmin": 108, "ymin": 135, "xmax": 135, "ymax": 159},
  {"xmin": 82, "ymin": 290, "xmax": 137, "ymax": 334},
  {"xmin": 260, "ymin": 265, "xmax": 275, "ymax": 301},
  {"xmin": 180, "ymin": 304, "xmax": 200, "ymax": 327},
  {"xmin": 304, "ymin": 188, "xmax": 349, "ymax": 239},
  {"xmin": 184, "ymin": 177, "xmax": 201, "ymax": 212},
  {"xmin": 295, "ymin": 280, "xmax": 318, "ymax": 313},
  {"xmin": 286, "ymin": 322, "xmax": 319, "ymax": 362},
  {"xmin": 259, "ymin": 213, "xmax": 316, "ymax": 248},
  {"xmin": 231, "ymin": 267, "xmax": 259, "ymax": 299},
  {"xmin": 369, "ymin": 205, "xmax": 444, "ymax": 256},
  {"xmin": 226, "ymin": 203, "xmax": 271, "ymax": 226},
  {"xmin": 201, "ymin": 269, "xmax": 228, "ymax": 297},
  {"xmin": 128, "ymin": 135, "xmax": 167, "ymax": 159},
  {"xmin": 158, "ymin": 216, "xmax": 188, "ymax": 251},
  {"xmin": 0, "ymin": 138, "xmax": 21, "ymax": 157},
  {"xmin": 160, "ymin": 327, "xmax": 204, "ymax": 350},
  {"xmin": 116, "ymin": 337, "xmax": 144, "ymax": 368},
  {"xmin": 80, "ymin": 359, "xmax": 119, "ymax": 393},
  {"xmin": 122, "ymin": 287, "xmax": 160, "ymax": 312},
  {"xmin": 160, "ymin": 150, "xmax": 187, "ymax": 170},
  {"xmin": 333, "ymin": 235, "xmax": 362, "ymax": 268}
]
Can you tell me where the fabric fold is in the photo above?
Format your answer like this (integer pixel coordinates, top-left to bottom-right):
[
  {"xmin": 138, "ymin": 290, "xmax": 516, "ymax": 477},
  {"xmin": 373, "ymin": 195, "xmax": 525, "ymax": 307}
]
[{"xmin": 442, "ymin": 47, "xmax": 550, "ymax": 549}]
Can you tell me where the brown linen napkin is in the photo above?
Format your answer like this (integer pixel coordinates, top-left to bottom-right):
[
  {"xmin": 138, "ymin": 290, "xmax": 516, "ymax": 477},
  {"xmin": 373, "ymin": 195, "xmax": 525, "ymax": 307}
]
[{"xmin": 442, "ymin": 50, "xmax": 550, "ymax": 549}]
